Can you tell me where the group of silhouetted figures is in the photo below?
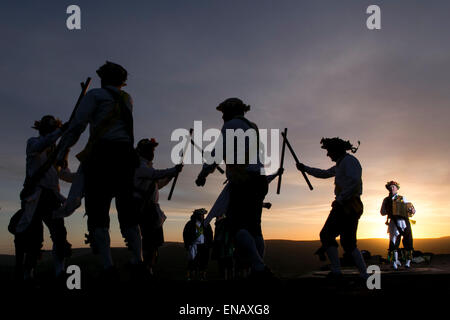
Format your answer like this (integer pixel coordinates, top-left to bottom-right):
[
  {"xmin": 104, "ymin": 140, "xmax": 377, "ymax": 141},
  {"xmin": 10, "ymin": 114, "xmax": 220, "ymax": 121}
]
[{"xmin": 8, "ymin": 61, "xmax": 417, "ymax": 288}]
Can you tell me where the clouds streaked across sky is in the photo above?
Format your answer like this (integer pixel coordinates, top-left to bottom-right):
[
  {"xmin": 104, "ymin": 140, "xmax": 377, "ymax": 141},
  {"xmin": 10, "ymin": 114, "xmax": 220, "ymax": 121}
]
[{"xmin": 0, "ymin": 0, "xmax": 449, "ymax": 254}]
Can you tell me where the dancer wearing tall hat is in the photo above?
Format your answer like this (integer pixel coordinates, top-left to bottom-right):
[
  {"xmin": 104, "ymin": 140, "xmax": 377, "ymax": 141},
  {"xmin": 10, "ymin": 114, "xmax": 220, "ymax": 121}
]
[
  {"xmin": 134, "ymin": 138, "xmax": 182, "ymax": 275},
  {"xmin": 183, "ymin": 208, "xmax": 213, "ymax": 280},
  {"xmin": 11, "ymin": 115, "xmax": 73, "ymax": 284},
  {"xmin": 195, "ymin": 98, "xmax": 274, "ymax": 279},
  {"xmin": 381, "ymin": 180, "xmax": 416, "ymax": 269},
  {"xmin": 56, "ymin": 61, "xmax": 144, "ymax": 277},
  {"xmin": 296, "ymin": 137, "xmax": 368, "ymax": 281}
]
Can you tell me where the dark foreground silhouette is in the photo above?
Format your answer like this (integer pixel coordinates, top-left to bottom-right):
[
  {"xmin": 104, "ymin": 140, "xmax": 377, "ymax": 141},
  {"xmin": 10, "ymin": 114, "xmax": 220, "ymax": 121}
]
[{"xmin": 1, "ymin": 239, "xmax": 449, "ymax": 317}]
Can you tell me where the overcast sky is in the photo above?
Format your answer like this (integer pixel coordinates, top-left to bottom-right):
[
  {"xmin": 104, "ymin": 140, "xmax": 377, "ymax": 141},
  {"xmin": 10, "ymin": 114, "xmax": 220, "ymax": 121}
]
[{"xmin": 1, "ymin": 0, "xmax": 449, "ymax": 253}]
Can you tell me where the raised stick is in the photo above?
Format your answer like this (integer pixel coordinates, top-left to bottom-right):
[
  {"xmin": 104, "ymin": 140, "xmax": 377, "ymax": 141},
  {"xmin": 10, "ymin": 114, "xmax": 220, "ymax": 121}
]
[
  {"xmin": 277, "ymin": 128, "xmax": 287, "ymax": 194},
  {"xmin": 189, "ymin": 128, "xmax": 224, "ymax": 174},
  {"xmin": 168, "ymin": 134, "xmax": 191, "ymax": 200},
  {"xmin": 281, "ymin": 132, "xmax": 313, "ymax": 191}
]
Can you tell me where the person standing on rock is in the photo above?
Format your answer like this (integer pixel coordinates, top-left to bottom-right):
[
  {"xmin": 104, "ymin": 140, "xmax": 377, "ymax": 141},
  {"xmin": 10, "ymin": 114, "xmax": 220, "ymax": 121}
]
[
  {"xmin": 381, "ymin": 180, "xmax": 416, "ymax": 269},
  {"xmin": 296, "ymin": 137, "xmax": 368, "ymax": 281}
]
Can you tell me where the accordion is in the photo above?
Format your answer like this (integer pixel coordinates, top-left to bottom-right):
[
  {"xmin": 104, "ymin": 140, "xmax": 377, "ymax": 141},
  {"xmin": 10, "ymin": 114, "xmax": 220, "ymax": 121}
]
[{"xmin": 392, "ymin": 199, "xmax": 414, "ymax": 218}]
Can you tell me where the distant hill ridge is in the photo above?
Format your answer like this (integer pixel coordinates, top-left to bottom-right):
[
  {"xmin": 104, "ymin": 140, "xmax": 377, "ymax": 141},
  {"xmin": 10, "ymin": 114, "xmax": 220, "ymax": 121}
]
[{"xmin": 0, "ymin": 237, "xmax": 449, "ymax": 280}]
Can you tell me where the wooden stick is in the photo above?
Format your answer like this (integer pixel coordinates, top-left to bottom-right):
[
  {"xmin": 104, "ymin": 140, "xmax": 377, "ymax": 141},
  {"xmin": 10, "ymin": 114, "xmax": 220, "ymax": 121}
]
[
  {"xmin": 281, "ymin": 132, "xmax": 314, "ymax": 191},
  {"xmin": 168, "ymin": 134, "xmax": 191, "ymax": 200},
  {"xmin": 189, "ymin": 128, "xmax": 225, "ymax": 174},
  {"xmin": 277, "ymin": 128, "xmax": 287, "ymax": 194},
  {"xmin": 20, "ymin": 77, "xmax": 91, "ymax": 200},
  {"xmin": 68, "ymin": 78, "xmax": 91, "ymax": 122}
]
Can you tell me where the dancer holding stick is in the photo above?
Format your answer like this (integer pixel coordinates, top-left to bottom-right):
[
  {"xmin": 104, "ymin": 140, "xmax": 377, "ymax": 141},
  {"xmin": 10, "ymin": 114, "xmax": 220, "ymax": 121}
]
[{"xmin": 296, "ymin": 137, "xmax": 367, "ymax": 282}]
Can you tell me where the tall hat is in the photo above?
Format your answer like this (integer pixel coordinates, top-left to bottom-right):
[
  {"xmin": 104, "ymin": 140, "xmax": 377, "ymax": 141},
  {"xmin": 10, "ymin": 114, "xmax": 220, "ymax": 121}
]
[
  {"xmin": 320, "ymin": 137, "xmax": 360, "ymax": 153},
  {"xmin": 216, "ymin": 98, "xmax": 250, "ymax": 113},
  {"xmin": 385, "ymin": 180, "xmax": 400, "ymax": 190},
  {"xmin": 96, "ymin": 61, "xmax": 128, "ymax": 86}
]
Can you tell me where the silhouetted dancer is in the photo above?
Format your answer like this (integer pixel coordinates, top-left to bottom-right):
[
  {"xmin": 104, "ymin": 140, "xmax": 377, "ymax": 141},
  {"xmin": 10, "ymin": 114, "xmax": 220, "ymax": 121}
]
[
  {"xmin": 381, "ymin": 180, "xmax": 416, "ymax": 269},
  {"xmin": 134, "ymin": 138, "xmax": 182, "ymax": 275},
  {"xmin": 206, "ymin": 170, "xmax": 282, "ymax": 279},
  {"xmin": 296, "ymin": 137, "xmax": 368, "ymax": 281},
  {"xmin": 211, "ymin": 215, "xmax": 234, "ymax": 280},
  {"xmin": 55, "ymin": 61, "xmax": 144, "ymax": 279},
  {"xmin": 195, "ymin": 98, "xmax": 275, "ymax": 279},
  {"xmin": 183, "ymin": 209, "xmax": 213, "ymax": 280},
  {"xmin": 12, "ymin": 115, "xmax": 73, "ymax": 285}
]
